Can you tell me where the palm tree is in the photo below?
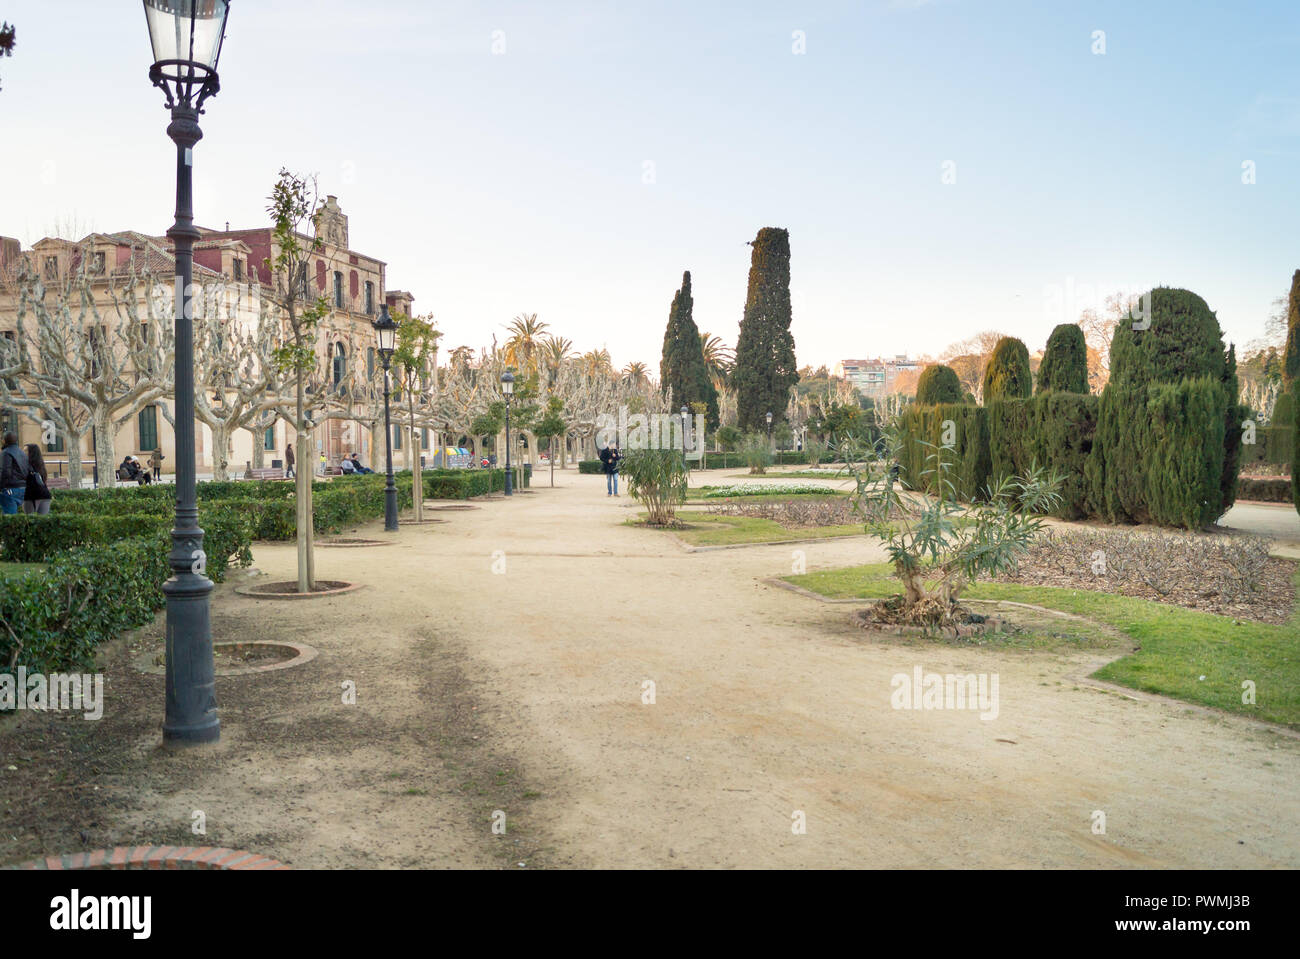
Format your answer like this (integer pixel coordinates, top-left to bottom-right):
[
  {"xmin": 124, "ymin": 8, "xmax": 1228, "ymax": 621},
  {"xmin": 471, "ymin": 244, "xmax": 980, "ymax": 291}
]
[
  {"xmin": 504, "ymin": 313, "xmax": 549, "ymax": 376},
  {"xmin": 540, "ymin": 334, "xmax": 575, "ymax": 387},
  {"xmin": 580, "ymin": 348, "xmax": 613, "ymax": 378},
  {"xmin": 621, "ymin": 361, "xmax": 651, "ymax": 388},
  {"xmin": 700, "ymin": 332, "xmax": 734, "ymax": 390}
]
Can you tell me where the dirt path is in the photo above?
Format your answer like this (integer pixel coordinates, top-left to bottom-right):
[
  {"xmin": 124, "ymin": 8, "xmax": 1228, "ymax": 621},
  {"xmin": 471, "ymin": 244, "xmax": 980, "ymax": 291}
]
[{"xmin": 5, "ymin": 470, "xmax": 1298, "ymax": 868}]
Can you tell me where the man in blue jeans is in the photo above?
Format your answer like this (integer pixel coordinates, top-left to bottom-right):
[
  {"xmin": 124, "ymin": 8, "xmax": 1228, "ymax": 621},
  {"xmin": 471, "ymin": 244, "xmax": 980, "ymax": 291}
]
[
  {"xmin": 599, "ymin": 441, "xmax": 620, "ymax": 496},
  {"xmin": 0, "ymin": 431, "xmax": 30, "ymax": 515}
]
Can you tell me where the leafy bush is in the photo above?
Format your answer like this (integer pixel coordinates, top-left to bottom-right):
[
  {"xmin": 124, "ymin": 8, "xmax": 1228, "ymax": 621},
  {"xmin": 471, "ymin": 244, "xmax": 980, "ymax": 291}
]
[
  {"xmin": 982, "ymin": 337, "xmax": 1032, "ymax": 401},
  {"xmin": 1, "ymin": 517, "xmax": 253, "ymax": 681},
  {"xmin": 578, "ymin": 460, "xmax": 605, "ymax": 474},
  {"xmin": 741, "ymin": 433, "xmax": 774, "ymax": 475},
  {"xmin": 916, "ymin": 365, "xmax": 964, "ymax": 405},
  {"xmin": 1036, "ymin": 324, "xmax": 1088, "ymax": 394},
  {"xmin": 621, "ymin": 449, "xmax": 689, "ymax": 525},
  {"xmin": 1237, "ymin": 477, "xmax": 1293, "ymax": 503}
]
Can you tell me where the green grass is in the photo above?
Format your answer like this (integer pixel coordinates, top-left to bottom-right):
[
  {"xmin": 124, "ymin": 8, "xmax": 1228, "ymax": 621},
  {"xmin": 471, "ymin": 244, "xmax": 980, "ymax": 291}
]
[
  {"xmin": 786, "ymin": 562, "xmax": 1300, "ymax": 729},
  {"xmin": 685, "ymin": 489, "xmax": 848, "ymax": 505},
  {"xmin": 725, "ymin": 471, "xmax": 849, "ymax": 481},
  {"xmin": 0, "ymin": 562, "xmax": 46, "ymax": 580},
  {"xmin": 638, "ymin": 512, "xmax": 867, "ymax": 547}
]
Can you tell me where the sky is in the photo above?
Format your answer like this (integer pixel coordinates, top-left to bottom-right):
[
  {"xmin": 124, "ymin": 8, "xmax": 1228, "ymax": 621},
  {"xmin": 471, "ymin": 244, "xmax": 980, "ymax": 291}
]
[{"xmin": 1, "ymin": 0, "xmax": 1297, "ymax": 371}]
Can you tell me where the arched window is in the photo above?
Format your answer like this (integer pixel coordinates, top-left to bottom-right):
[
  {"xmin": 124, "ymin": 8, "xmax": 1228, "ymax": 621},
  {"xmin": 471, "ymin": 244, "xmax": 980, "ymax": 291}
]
[{"xmin": 332, "ymin": 342, "xmax": 346, "ymax": 388}]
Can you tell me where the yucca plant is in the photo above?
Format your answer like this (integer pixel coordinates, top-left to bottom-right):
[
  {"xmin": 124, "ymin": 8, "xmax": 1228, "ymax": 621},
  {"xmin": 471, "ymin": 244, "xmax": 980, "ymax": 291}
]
[{"xmin": 622, "ymin": 448, "xmax": 690, "ymax": 526}]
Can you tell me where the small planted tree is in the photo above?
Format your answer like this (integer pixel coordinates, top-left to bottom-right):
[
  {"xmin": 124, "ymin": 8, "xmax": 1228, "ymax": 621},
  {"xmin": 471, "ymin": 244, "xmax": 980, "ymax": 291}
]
[
  {"xmin": 741, "ymin": 432, "xmax": 773, "ymax": 474},
  {"xmin": 622, "ymin": 448, "xmax": 690, "ymax": 526},
  {"xmin": 843, "ymin": 431, "xmax": 1062, "ymax": 628},
  {"xmin": 532, "ymin": 395, "xmax": 568, "ymax": 487}
]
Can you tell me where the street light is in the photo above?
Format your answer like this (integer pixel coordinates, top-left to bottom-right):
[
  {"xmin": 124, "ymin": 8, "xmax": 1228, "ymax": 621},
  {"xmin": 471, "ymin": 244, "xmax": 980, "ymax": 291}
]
[
  {"xmin": 372, "ymin": 305, "xmax": 399, "ymax": 531},
  {"xmin": 501, "ymin": 370, "xmax": 514, "ymax": 496},
  {"xmin": 144, "ymin": 0, "xmax": 230, "ymax": 747},
  {"xmin": 766, "ymin": 410, "xmax": 774, "ymax": 447}
]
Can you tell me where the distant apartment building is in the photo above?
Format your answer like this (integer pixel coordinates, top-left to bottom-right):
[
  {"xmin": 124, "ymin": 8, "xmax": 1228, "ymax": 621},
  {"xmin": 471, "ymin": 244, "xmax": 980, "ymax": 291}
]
[{"xmin": 835, "ymin": 356, "xmax": 922, "ymax": 400}]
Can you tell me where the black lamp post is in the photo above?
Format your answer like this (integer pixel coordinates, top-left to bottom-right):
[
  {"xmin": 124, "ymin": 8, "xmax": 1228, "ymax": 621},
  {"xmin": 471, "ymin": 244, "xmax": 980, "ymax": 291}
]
[
  {"xmin": 501, "ymin": 370, "xmax": 514, "ymax": 496},
  {"xmin": 144, "ymin": 0, "xmax": 229, "ymax": 747},
  {"xmin": 680, "ymin": 404, "xmax": 690, "ymax": 463},
  {"xmin": 373, "ymin": 306, "xmax": 399, "ymax": 531},
  {"xmin": 766, "ymin": 410, "xmax": 774, "ymax": 448}
]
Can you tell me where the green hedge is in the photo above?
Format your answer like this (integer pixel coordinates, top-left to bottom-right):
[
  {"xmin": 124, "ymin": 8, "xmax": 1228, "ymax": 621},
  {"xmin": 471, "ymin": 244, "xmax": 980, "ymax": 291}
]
[
  {"xmin": 1237, "ymin": 477, "xmax": 1293, "ymax": 503},
  {"xmin": 578, "ymin": 460, "xmax": 604, "ymax": 474},
  {"xmin": 1242, "ymin": 424, "xmax": 1293, "ymax": 467},
  {"xmin": 900, "ymin": 392, "xmax": 1097, "ymax": 522},
  {"xmin": 0, "ymin": 516, "xmax": 253, "ymax": 680}
]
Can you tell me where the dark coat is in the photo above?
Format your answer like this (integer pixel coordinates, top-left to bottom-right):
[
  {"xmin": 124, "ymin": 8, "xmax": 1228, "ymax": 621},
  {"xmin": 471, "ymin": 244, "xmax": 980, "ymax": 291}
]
[
  {"xmin": 601, "ymin": 447, "xmax": 620, "ymax": 474},
  {"xmin": 0, "ymin": 444, "xmax": 29, "ymax": 488}
]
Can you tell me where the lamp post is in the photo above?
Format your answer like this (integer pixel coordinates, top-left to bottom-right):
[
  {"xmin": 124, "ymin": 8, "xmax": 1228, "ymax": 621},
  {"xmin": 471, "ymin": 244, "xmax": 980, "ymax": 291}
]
[
  {"xmin": 373, "ymin": 306, "xmax": 399, "ymax": 531},
  {"xmin": 766, "ymin": 410, "xmax": 774, "ymax": 450},
  {"xmin": 501, "ymin": 370, "xmax": 514, "ymax": 496},
  {"xmin": 144, "ymin": 0, "xmax": 230, "ymax": 747}
]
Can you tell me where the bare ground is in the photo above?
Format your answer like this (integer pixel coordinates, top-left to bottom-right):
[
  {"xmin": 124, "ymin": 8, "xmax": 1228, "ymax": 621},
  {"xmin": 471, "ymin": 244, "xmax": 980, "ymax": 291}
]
[{"xmin": 3, "ymin": 470, "xmax": 1299, "ymax": 868}]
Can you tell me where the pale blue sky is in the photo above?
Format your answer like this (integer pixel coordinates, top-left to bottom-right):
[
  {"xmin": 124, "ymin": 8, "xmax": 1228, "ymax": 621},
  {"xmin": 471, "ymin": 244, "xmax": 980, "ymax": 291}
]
[{"xmin": 1, "ymin": 0, "xmax": 1297, "ymax": 369}]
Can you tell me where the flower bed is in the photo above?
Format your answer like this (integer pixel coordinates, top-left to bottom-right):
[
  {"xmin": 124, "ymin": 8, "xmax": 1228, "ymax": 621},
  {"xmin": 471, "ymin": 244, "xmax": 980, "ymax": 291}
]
[{"xmin": 700, "ymin": 482, "xmax": 836, "ymax": 499}]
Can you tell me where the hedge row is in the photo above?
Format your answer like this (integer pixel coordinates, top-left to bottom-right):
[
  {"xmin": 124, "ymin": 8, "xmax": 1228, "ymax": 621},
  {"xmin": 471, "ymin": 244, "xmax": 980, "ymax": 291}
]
[
  {"xmin": 1237, "ymin": 477, "xmax": 1293, "ymax": 503},
  {"xmin": 898, "ymin": 394, "xmax": 1096, "ymax": 519},
  {"xmin": 45, "ymin": 469, "xmax": 524, "ymax": 540},
  {"xmin": 1242, "ymin": 425, "xmax": 1293, "ymax": 467},
  {"xmin": 900, "ymin": 384, "xmax": 1242, "ymax": 528},
  {"xmin": 0, "ymin": 516, "xmax": 254, "ymax": 679},
  {"xmin": 581, "ymin": 451, "xmax": 823, "ymax": 473}
]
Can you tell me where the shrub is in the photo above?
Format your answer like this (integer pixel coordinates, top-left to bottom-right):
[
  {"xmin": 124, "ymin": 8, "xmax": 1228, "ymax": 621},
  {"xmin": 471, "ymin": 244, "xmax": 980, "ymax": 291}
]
[
  {"xmin": 1272, "ymin": 390, "xmax": 1295, "ymax": 428},
  {"xmin": 1036, "ymin": 324, "xmax": 1088, "ymax": 394},
  {"xmin": 1028, "ymin": 391, "xmax": 1098, "ymax": 519},
  {"xmin": 982, "ymin": 337, "xmax": 1032, "ymax": 402},
  {"xmin": 1142, "ymin": 377, "xmax": 1228, "ymax": 529},
  {"xmin": 896, "ymin": 404, "xmax": 990, "ymax": 502},
  {"xmin": 916, "ymin": 364, "xmax": 964, "ymax": 405},
  {"xmin": 621, "ymin": 449, "xmax": 689, "ymax": 525},
  {"xmin": 987, "ymin": 398, "xmax": 1032, "ymax": 486},
  {"xmin": 741, "ymin": 433, "xmax": 773, "ymax": 475},
  {"xmin": 716, "ymin": 425, "xmax": 743, "ymax": 451},
  {"xmin": 1108, "ymin": 288, "xmax": 1227, "ymax": 388},
  {"xmin": 578, "ymin": 460, "xmax": 604, "ymax": 475},
  {"xmin": 1237, "ymin": 477, "xmax": 1293, "ymax": 503}
]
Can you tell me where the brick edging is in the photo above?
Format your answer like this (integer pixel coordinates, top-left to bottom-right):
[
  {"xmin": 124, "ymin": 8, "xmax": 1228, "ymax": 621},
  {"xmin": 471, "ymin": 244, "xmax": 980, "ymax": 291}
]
[{"xmin": 8, "ymin": 846, "xmax": 288, "ymax": 870}]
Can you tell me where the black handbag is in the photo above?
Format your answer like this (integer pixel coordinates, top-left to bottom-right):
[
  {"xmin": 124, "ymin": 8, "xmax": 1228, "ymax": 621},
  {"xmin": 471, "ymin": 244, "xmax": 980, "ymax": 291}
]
[{"xmin": 26, "ymin": 469, "xmax": 51, "ymax": 501}]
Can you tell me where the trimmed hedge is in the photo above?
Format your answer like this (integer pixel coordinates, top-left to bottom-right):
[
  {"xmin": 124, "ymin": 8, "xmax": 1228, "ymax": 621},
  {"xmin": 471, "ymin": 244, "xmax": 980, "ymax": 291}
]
[
  {"xmin": 0, "ymin": 516, "xmax": 253, "ymax": 680},
  {"xmin": 898, "ymin": 403, "xmax": 990, "ymax": 502},
  {"xmin": 578, "ymin": 460, "xmax": 604, "ymax": 474},
  {"xmin": 916, "ymin": 365, "xmax": 964, "ymax": 405},
  {"xmin": 1237, "ymin": 477, "xmax": 1293, "ymax": 503},
  {"xmin": 1241, "ymin": 425, "xmax": 1292, "ymax": 467}
]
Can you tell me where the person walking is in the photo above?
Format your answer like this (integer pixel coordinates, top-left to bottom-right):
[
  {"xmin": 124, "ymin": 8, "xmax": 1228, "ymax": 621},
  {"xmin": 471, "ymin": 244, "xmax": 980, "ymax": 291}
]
[
  {"xmin": 600, "ymin": 441, "xmax": 620, "ymax": 496},
  {"xmin": 149, "ymin": 446, "xmax": 164, "ymax": 482},
  {"xmin": 1, "ymin": 431, "xmax": 30, "ymax": 515},
  {"xmin": 285, "ymin": 442, "xmax": 296, "ymax": 478},
  {"xmin": 23, "ymin": 444, "xmax": 52, "ymax": 515}
]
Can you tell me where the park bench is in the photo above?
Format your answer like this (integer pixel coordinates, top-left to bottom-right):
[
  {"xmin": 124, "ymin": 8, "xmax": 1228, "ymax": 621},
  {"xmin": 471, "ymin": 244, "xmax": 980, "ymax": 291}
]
[
  {"xmin": 47, "ymin": 476, "xmax": 71, "ymax": 490},
  {"xmin": 248, "ymin": 467, "xmax": 286, "ymax": 481},
  {"xmin": 322, "ymin": 466, "xmax": 343, "ymax": 476}
]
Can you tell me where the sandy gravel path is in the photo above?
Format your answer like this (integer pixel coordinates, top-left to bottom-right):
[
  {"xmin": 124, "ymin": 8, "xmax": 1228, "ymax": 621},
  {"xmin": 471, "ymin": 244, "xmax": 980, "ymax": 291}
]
[{"xmin": 240, "ymin": 471, "xmax": 1300, "ymax": 868}]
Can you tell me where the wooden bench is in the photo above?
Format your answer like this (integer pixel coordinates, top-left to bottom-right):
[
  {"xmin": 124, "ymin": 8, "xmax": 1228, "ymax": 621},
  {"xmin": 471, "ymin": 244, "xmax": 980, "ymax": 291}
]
[
  {"xmin": 322, "ymin": 466, "xmax": 343, "ymax": 476},
  {"xmin": 47, "ymin": 476, "xmax": 71, "ymax": 490},
  {"xmin": 248, "ymin": 467, "xmax": 286, "ymax": 481}
]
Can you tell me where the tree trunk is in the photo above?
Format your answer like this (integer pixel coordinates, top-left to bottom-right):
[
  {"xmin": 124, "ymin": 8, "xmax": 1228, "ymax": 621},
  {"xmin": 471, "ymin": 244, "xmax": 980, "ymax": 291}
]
[
  {"xmin": 211, "ymin": 423, "xmax": 231, "ymax": 481},
  {"xmin": 65, "ymin": 426, "xmax": 86, "ymax": 489},
  {"xmin": 409, "ymin": 405, "xmax": 422, "ymax": 522},
  {"xmin": 93, "ymin": 411, "xmax": 116, "ymax": 488},
  {"xmin": 251, "ymin": 423, "xmax": 266, "ymax": 469}
]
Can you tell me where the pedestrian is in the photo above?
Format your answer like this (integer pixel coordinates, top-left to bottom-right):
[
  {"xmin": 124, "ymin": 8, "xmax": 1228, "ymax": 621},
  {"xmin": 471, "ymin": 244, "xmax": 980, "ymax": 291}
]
[
  {"xmin": 600, "ymin": 441, "xmax": 620, "ymax": 496},
  {"xmin": 318, "ymin": 452, "xmax": 328, "ymax": 475},
  {"xmin": 285, "ymin": 442, "xmax": 296, "ymax": 478},
  {"xmin": 149, "ymin": 446, "xmax": 164, "ymax": 482},
  {"xmin": 0, "ymin": 431, "xmax": 30, "ymax": 515},
  {"xmin": 23, "ymin": 444, "xmax": 52, "ymax": 515}
]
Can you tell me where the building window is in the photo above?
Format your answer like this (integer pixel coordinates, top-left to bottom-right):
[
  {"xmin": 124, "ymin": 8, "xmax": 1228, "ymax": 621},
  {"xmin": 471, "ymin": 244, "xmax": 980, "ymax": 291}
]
[
  {"xmin": 367, "ymin": 347, "xmax": 376, "ymax": 380},
  {"xmin": 332, "ymin": 342, "xmax": 346, "ymax": 388},
  {"xmin": 138, "ymin": 405, "xmax": 158, "ymax": 451},
  {"xmin": 46, "ymin": 427, "xmax": 65, "ymax": 454},
  {"xmin": 91, "ymin": 252, "xmax": 106, "ymax": 274},
  {"xmin": 349, "ymin": 270, "xmax": 359, "ymax": 301},
  {"xmin": 43, "ymin": 256, "xmax": 58, "ymax": 280},
  {"xmin": 334, "ymin": 271, "xmax": 344, "ymax": 309},
  {"xmin": 1, "ymin": 408, "xmax": 17, "ymax": 437},
  {"xmin": 264, "ymin": 426, "xmax": 275, "ymax": 451},
  {"xmin": 233, "ymin": 258, "xmax": 244, "ymax": 282},
  {"xmin": 421, "ymin": 428, "xmax": 429, "ymax": 451},
  {"xmin": 365, "ymin": 281, "xmax": 374, "ymax": 315},
  {"xmin": 393, "ymin": 424, "xmax": 402, "ymax": 450}
]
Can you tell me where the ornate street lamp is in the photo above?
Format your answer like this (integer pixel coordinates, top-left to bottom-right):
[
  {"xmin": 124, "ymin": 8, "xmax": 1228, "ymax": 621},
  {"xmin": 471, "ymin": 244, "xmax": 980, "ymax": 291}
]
[
  {"xmin": 373, "ymin": 305, "xmax": 399, "ymax": 530},
  {"xmin": 501, "ymin": 370, "xmax": 514, "ymax": 496},
  {"xmin": 766, "ymin": 410, "xmax": 774, "ymax": 448},
  {"xmin": 144, "ymin": 0, "xmax": 230, "ymax": 747}
]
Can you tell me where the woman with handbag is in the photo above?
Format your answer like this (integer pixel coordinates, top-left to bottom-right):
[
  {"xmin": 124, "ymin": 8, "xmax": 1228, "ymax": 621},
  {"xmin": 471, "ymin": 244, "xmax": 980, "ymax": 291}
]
[{"xmin": 23, "ymin": 444, "xmax": 52, "ymax": 515}]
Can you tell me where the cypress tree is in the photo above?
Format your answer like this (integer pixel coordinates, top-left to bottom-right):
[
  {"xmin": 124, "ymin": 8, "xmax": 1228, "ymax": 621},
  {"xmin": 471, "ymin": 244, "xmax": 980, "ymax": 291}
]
[
  {"xmin": 659, "ymin": 271, "xmax": 720, "ymax": 429},
  {"xmin": 916, "ymin": 364, "xmax": 964, "ymax": 405},
  {"xmin": 1036, "ymin": 324, "xmax": 1088, "ymax": 394},
  {"xmin": 1285, "ymin": 269, "xmax": 1300, "ymax": 390},
  {"xmin": 981, "ymin": 337, "xmax": 1032, "ymax": 402},
  {"xmin": 733, "ymin": 227, "xmax": 798, "ymax": 432}
]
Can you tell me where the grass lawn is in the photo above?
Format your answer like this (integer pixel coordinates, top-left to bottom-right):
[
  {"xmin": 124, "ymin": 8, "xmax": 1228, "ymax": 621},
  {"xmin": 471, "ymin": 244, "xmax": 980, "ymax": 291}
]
[
  {"xmin": 685, "ymin": 489, "xmax": 849, "ymax": 505},
  {"xmin": 0, "ymin": 562, "xmax": 45, "ymax": 580},
  {"xmin": 633, "ymin": 512, "xmax": 868, "ymax": 547},
  {"xmin": 724, "ymin": 471, "xmax": 849, "ymax": 481},
  {"xmin": 786, "ymin": 562, "xmax": 1300, "ymax": 729}
]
